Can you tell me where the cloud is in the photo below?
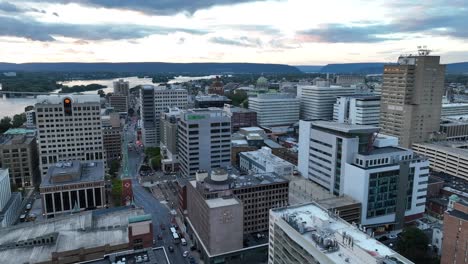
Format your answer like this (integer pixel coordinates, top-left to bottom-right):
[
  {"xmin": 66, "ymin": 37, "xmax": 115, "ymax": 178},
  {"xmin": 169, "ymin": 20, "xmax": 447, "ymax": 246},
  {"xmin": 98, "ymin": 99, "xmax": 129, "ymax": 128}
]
[
  {"xmin": 210, "ymin": 36, "xmax": 262, "ymax": 48},
  {"xmin": 15, "ymin": 0, "xmax": 272, "ymax": 15},
  {"xmin": 0, "ymin": 16, "xmax": 208, "ymax": 41},
  {"xmin": 52, "ymin": 12, "xmax": 59, "ymax": 16},
  {"xmin": 177, "ymin": 37, "xmax": 185, "ymax": 44},
  {"xmin": 0, "ymin": 1, "xmax": 46, "ymax": 13}
]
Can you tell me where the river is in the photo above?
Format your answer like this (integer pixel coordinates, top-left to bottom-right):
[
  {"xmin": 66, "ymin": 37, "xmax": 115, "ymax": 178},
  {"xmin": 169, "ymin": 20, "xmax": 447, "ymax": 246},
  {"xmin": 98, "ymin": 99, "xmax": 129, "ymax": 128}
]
[{"xmin": 0, "ymin": 75, "xmax": 218, "ymax": 118}]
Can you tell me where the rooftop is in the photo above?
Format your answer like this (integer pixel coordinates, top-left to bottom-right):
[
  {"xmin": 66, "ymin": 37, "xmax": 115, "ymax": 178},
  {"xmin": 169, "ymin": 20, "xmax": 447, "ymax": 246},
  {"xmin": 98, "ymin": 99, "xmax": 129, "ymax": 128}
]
[
  {"xmin": 195, "ymin": 95, "xmax": 231, "ymax": 101},
  {"xmin": 0, "ymin": 134, "xmax": 35, "ymax": 146},
  {"xmin": 36, "ymin": 94, "xmax": 100, "ymax": 104},
  {"xmin": 206, "ymin": 197, "xmax": 240, "ymax": 208},
  {"xmin": 0, "ymin": 207, "xmax": 145, "ymax": 264},
  {"xmin": 41, "ymin": 161, "xmax": 105, "ymax": 187},
  {"xmin": 360, "ymin": 146, "xmax": 409, "ymax": 156},
  {"xmin": 240, "ymin": 147, "xmax": 294, "ymax": 168},
  {"xmin": 271, "ymin": 203, "xmax": 413, "ymax": 264},
  {"xmin": 2, "ymin": 128, "xmax": 36, "ymax": 136},
  {"xmin": 442, "ymin": 103, "xmax": 468, "ymax": 108},
  {"xmin": 311, "ymin": 121, "xmax": 380, "ymax": 134}
]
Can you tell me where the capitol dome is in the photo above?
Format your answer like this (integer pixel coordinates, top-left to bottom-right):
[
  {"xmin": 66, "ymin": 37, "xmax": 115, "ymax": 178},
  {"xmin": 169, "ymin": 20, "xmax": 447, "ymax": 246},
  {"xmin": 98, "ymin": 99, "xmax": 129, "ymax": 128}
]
[{"xmin": 256, "ymin": 76, "xmax": 268, "ymax": 88}]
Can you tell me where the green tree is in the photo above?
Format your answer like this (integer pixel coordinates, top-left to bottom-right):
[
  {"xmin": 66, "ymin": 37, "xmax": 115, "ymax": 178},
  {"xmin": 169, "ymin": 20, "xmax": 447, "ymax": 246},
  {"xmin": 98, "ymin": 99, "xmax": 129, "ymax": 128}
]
[
  {"xmin": 111, "ymin": 178, "xmax": 123, "ymax": 206},
  {"xmin": 24, "ymin": 105, "xmax": 34, "ymax": 112},
  {"xmin": 97, "ymin": 89, "xmax": 105, "ymax": 97},
  {"xmin": 0, "ymin": 117, "xmax": 12, "ymax": 133},
  {"xmin": 12, "ymin": 113, "xmax": 26, "ymax": 127},
  {"xmin": 109, "ymin": 159, "xmax": 121, "ymax": 178},
  {"xmin": 151, "ymin": 156, "xmax": 161, "ymax": 170},
  {"xmin": 396, "ymin": 227, "xmax": 430, "ymax": 263}
]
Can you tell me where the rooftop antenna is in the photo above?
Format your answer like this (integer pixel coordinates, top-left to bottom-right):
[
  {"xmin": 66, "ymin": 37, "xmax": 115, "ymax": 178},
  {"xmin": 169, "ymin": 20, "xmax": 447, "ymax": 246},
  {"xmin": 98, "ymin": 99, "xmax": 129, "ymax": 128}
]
[{"xmin": 418, "ymin": 45, "xmax": 431, "ymax": 56}]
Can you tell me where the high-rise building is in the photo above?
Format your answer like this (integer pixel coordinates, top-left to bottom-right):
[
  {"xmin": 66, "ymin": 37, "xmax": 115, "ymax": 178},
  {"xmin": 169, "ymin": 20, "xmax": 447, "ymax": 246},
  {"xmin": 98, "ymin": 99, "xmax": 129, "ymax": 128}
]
[
  {"xmin": 380, "ymin": 52, "xmax": 445, "ymax": 148},
  {"xmin": 0, "ymin": 169, "xmax": 22, "ymax": 227},
  {"xmin": 248, "ymin": 93, "xmax": 300, "ymax": 128},
  {"xmin": 101, "ymin": 110, "xmax": 122, "ymax": 161},
  {"xmin": 297, "ymin": 82, "xmax": 357, "ymax": 120},
  {"xmin": 268, "ymin": 202, "xmax": 413, "ymax": 264},
  {"xmin": 160, "ymin": 107, "xmax": 181, "ymax": 172},
  {"xmin": 333, "ymin": 95, "xmax": 380, "ymax": 125},
  {"xmin": 139, "ymin": 85, "xmax": 188, "ymax": 147},
  {"xmin": 109, "ymin": 79, "xmax": 130, "ymax": 113},
  {"xmin": 441, "ymin": 197, "xmax": 468, "ymax": 264},
  {"xmin": 25, "ymin": 110, "xmax": 36, "ymax": 128},
  {"xmin": 113, "ymin": 79, "xmax": 129, "ymax": 96},
  {"xmin": 0, "ymin": 129, "xmax": 39, "ymax": 187},
  {"xmin": 223, "ymin": 104, "xmax": 257, "ymax": 132},
  {"xmin": 178, "ymin": 108, "xmax": 231, "ymax": 177},
  {"xmin": 35, "ymin": 95, "xmax": 106, "ymax": 177},
  {"xmin": 186, "ymin": 169, "xmax": 288, "ymax": 261},
  {"xmin": 299, "ymin": 121, "xmax": 429, "ymax": 231}
]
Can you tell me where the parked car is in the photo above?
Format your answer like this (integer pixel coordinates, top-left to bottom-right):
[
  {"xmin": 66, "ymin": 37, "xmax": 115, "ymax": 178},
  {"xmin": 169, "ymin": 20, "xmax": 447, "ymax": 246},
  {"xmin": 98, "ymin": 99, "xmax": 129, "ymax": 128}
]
[
  {"xmin": 389, "ymin": 234, "xmax": 398, "ymax": 239},
  {"xmin": 183, "ymin": 251, "xmax": 189, "ymax": 257}
]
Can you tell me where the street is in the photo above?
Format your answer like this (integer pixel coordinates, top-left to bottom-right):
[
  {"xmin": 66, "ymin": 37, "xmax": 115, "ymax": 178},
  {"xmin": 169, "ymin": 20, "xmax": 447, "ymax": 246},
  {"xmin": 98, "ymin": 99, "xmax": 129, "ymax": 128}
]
[{"xmin": 123, "ymin": 118, "xmax": 191, "ymax": 264}]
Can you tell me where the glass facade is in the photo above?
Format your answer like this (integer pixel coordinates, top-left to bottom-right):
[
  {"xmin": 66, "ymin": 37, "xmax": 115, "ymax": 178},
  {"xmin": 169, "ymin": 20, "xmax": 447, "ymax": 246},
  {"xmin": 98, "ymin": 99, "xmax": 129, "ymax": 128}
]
[{"xmin": 367, "ymin": 170, "xmax": 399, "ymax": 218}]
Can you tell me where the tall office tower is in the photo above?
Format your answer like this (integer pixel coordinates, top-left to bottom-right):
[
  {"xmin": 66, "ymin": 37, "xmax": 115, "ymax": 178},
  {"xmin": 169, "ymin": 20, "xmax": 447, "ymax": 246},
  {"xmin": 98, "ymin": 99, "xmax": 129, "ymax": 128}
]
[
  {"xmin": 297, "ymin": 82, "xmax": 356, "ymax": 120},
  {"xmin": 0, "ymin": 129, "xmax": 39, "ymax": 187},
  {"xmin": 441, "ymin": 197, "xmax": 468, "ymax": 264},
  {"xmin": 333, "ymin": 95, "xmax": 381, "ymax": 125},
  {"xmin": 248, "ymin": 93, "xmax": 300, "ymax": 128},
  {"xmin": 0, "ymin": 169, "xmax": 22, "ymax": 227},
  {"xmin": 178, "ymin": 108, "xmax": 231, "ymax": 177},
  {"xmin": 109, "ymin": 79, "xmax": 130, "ymax": 113},
  {"xmin": 299, "ymin": 121, "xmax": 429, "ymax": 231},
  {"xmin": 160, "ymin": 107, "xmax": 181, "ymax": 173},
  {"xmin": 35, "ymin": 95, "xmax": 106, "ymax": 177},
  {"xmin": 101, "ymin": 110, "xmax": 122, "ymax": 161},
  {"xmin": 139, "ymin": 85, "xmax": 188, "ymax": 147},
  {"xmin": 380, "ymin": 51, "xmax": 445, "ymax": 148},
  {"xmin": 113, "ymin": 79, "xmax": 129, "ymax": 95},
  {"xmin": 269, "ymin": 203, "xmax": 413, "ymax": 264}
]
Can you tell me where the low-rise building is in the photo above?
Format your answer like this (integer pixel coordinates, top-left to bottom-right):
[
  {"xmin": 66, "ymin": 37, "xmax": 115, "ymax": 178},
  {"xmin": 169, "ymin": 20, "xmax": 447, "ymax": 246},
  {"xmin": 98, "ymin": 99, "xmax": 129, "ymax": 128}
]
[
  {"xmin": 39, "ymin": 161, "xmax": 106, "ymax": 218},
  {"xmin": 195, "ymin": 95, "xmax": 231, "ymax": 108},
  {"xmin": 441, "ymin": 102, "xmax": 468, "ymax": 117},
  {"xmin": 25, "ymin": 110, "xmax": 36, "ymax": 128},
  {"xmin": 248, "ymin": 93, "xmax": 300, "ymax": 128},
  {"xmin": 0, "ymin": 129, "xmax": 39, "ymax": 187},
  {"xmin": 441, "ymin": 197, "xmax": 468, "ymax": 264},
  {"xmin": 0, "ymin": 207, "xmax": 149, "ymax": 264},
  {"xmin": 223, "ymin": 104, "xmax": 257, "ymax": 132},
  {"xmin": 239, "ymin": 147, "xmax": 295, "ymax": 177},
  {"xmin": 439, "ymin": 118, "xmax": 468, "ymax": 141},
  {"xmin": 109, "ymin": 95, "xmax": 129, "ymax": 113},
  {"xmin": 269, "ymin": 203, "xmax": 413, "ymax": 264}
]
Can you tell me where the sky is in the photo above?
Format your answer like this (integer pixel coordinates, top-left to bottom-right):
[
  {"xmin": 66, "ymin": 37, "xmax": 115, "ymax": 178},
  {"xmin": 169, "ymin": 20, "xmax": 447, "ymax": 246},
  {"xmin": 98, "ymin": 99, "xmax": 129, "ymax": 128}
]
[{"xmin": 0, "ymin": 0, "xmax": 467, "ymax": 65}]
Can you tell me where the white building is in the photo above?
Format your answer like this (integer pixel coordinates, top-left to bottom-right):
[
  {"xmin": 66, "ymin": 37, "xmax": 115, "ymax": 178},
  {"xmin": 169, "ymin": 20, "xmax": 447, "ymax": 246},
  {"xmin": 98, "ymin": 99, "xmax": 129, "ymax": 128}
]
[
  {"xmin": 239, "ymin": 147, "xmax": 295, "ymax": 177},
  {"xmin": 25, "ymin": 110, "xmax": 36, "ymax": 128},
  {"xmin": 269, "ymin": 202, "xmax": 413, "ymax": 264},
  {"xmin": 248, "ymin": 93, "xmax": 300, "ymax": 128},
  {"xmin": 297, "ymin": 83, "xmax": 357, "ymax": 120},
  {"xmin": 343, "ymin": 135, "xmax": 429, "ymax": 229},
  {"xmin": 139, "ymin": 85, "xmax": 188, "ymax": 147},
  {"xmin": 299, "ymin": 120, "xmax": 380, "ymax": 195},
  {"xmin": 333, "ymin": 95, "xmax": 380, "ymax": 125},
  {"xmin": 0, "ymin": 169, "xmax": 22, "ymax": 227},
  {"xmin": 35, "ymin": 94, "xmax": 106, "ymax": 177},
  {"xmin": 299, "ymin": 121, "xmax": 429, "ymax": 231},
  {"xmin": 441, "ymin": 103, "xmax": 468, "ymax": 117},
  {"xmin": 178, "ymin": 108, "xmax": 231, "ymax": 177}
]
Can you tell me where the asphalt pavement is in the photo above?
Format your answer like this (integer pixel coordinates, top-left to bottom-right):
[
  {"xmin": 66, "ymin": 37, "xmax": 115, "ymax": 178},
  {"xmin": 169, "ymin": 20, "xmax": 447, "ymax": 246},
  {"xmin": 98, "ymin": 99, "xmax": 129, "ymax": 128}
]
[{"xmin": 123, "ymin": 119, "xmax": 191, "ymax": 264}]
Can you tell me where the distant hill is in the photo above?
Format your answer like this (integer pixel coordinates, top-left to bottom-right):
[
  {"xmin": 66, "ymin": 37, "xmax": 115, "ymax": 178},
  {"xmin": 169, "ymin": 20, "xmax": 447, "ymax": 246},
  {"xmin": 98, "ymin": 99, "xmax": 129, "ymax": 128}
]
[
  {"xmin": 0, "ymin": 62, "xmax": 301, "ymax": 74},
  {"xmin": 295, "ymin": 65, "xmax": 323, "ymax": 73},
  {"xmin": 296, "ymin": 62, "xmax": 468, "ymax": 74}
]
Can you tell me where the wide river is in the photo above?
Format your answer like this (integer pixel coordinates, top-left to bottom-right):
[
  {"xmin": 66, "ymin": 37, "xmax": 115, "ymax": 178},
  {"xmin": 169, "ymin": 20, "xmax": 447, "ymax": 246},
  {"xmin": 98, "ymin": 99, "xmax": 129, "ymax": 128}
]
[{"xmin": 0, "ymin": 75, "xmax": 217, "ymax": 118}]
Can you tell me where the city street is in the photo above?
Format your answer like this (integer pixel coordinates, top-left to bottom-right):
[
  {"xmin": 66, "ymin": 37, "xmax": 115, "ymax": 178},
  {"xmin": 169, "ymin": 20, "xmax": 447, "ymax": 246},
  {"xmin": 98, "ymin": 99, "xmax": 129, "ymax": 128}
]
[{"xmin": 123, "ymin": 118, "xmax": 191, "ymax": 264}]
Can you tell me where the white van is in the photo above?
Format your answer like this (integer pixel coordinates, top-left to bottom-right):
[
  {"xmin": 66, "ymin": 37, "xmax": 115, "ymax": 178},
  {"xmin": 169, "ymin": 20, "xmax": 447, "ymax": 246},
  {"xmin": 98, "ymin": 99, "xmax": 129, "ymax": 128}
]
[{"xmin": 181, "ymin": 238, "xmax": 187, "ymax": 246}]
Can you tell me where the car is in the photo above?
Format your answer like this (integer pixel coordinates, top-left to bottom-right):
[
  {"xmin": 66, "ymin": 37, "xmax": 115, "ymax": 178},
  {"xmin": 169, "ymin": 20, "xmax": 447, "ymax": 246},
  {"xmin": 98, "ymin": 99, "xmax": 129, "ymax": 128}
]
[
  {"xmin": 389, "ymin": 234, "xmax": 398, "ymax": 239},
  {"xmin": 26, "ymin": 203, "xmax": 32, "ymax": 210},
  {"xmin": 183, "ymin": 251, "xmax": 189, "ymax": 257},
  {"xmin": 168, "ymin": 246, "xmax": 174, "ymax": 252}
]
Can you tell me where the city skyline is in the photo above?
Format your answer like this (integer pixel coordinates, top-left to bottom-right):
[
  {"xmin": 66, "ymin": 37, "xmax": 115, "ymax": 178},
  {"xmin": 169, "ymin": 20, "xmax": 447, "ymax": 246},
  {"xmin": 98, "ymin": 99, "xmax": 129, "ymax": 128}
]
[{"xmin": 0, "ymin": 0, "xmax": 467, "ymax": 64}]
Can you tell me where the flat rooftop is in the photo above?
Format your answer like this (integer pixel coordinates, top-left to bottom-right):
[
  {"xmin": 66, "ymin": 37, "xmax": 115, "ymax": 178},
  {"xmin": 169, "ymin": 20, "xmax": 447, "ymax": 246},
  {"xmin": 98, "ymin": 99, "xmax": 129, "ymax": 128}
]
[
  {"xmin": 241, "ymin": 147, "xmax": 294, "ymax": 167},
  {"xmin": 3, "ymin": 128, "xmax": 36, "ymax": 136},
  {"xmin": 312, "ymin": 121, "xmax": 379, "ymax": 134},
  {"xmin": 359, "ymin": 146, "xmax": 409, "ymax": 156},
  {"xmin": 271, "ymin": 203, "xmax": 413, "ymax": 263},
  {"xmin": 195, "ymin": 95, "xmax": 231, "ymax": 101},
  {"xmin": 0, "ymin": 207, "xmax": 145, "ymax": 264},
  {"xmin": 206, "ymin": 197, "xmax": 240, "ymax": 208},
  {"xmin": 41, "ymin": 161, "xmax": 105, "ymax": 187},
  {"xmin": 36, "ymin": 94, "xmax": 100, "ymax": 104},
  {"xmin": 413, "ymin": 141, "xmax": 468, "ymax": 157}
]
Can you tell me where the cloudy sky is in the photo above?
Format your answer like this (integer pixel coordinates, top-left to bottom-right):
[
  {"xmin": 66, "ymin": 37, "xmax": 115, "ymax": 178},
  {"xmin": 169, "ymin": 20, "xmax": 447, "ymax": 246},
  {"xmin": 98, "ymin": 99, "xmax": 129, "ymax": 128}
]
[{"xmin": 0, "ymin": 0, "xmax": 467, "ymax": 65}]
